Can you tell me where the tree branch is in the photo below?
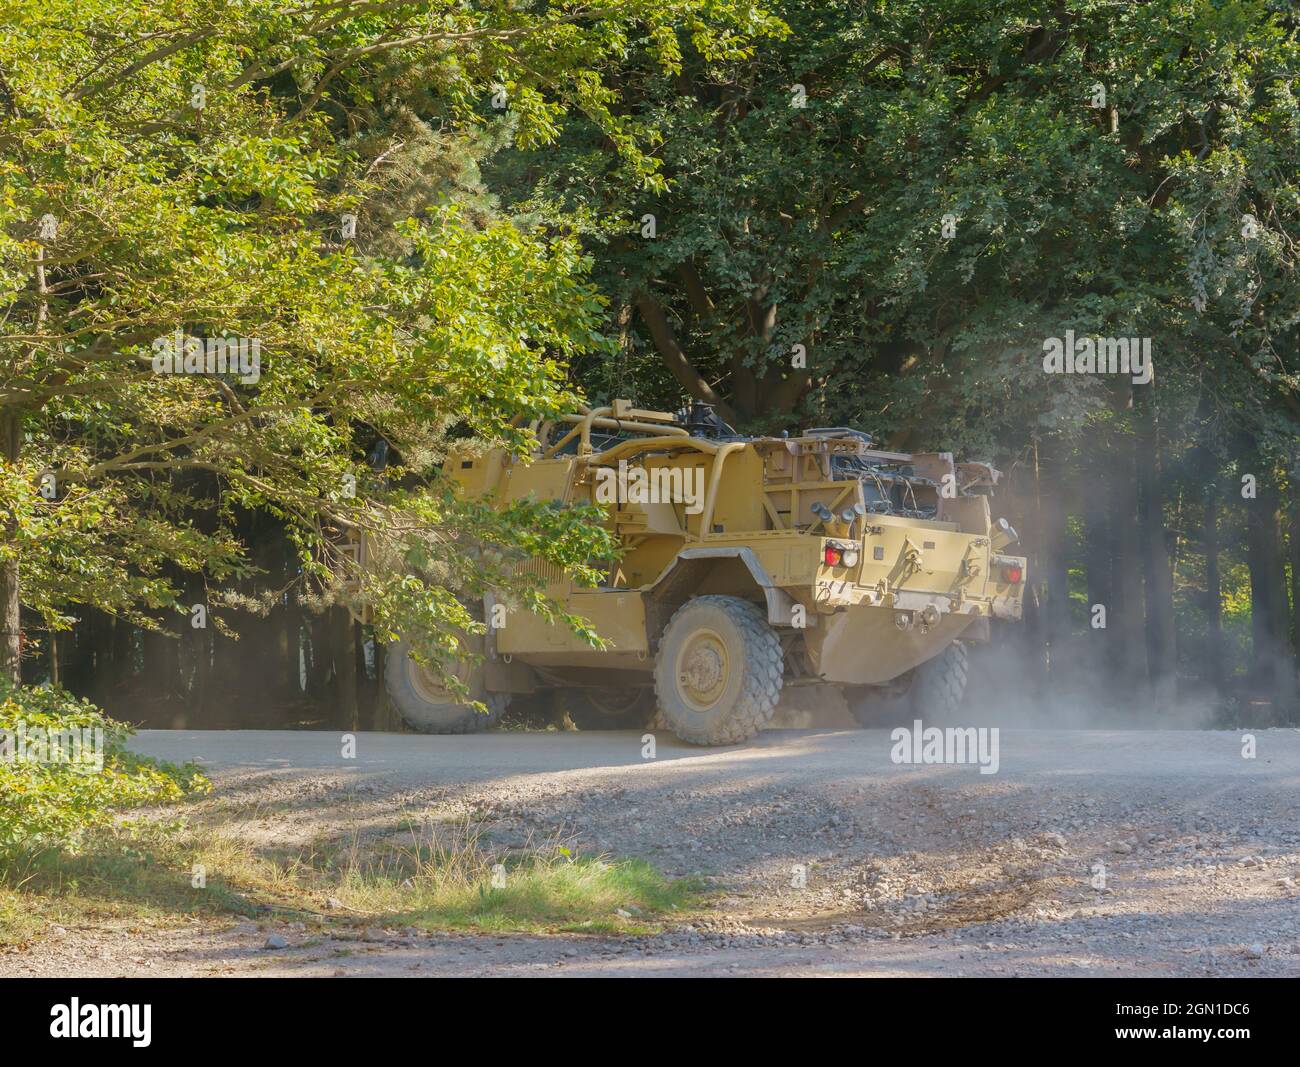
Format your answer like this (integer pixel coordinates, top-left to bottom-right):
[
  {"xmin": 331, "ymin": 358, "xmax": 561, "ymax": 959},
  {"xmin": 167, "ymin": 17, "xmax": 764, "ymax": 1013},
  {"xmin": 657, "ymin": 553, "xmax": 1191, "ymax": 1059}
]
[{"xmin": 633, "ymin": 292, "xmax": 737, "ymax": 424}]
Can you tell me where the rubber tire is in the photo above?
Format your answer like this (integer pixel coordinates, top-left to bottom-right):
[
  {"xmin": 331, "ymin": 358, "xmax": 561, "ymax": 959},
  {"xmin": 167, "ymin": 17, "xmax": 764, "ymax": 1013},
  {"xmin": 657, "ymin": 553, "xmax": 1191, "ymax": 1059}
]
[
  {"xmin": 384, "ymin": 635, "xmax": 508, "ymax": 734},
  {"xmin": 653, "ymin": 595, "xmax": 783, "ymax": 745},
  {"xmin": 559, "ymin": 687, "xmax": 657, "ymax": 730},
  {"xmin": 912, "ymin": 640, "xmax": 969, "ymax": 720},
  {"xmin": 847, "ymin": 641, "xmax": 969, "ymax": 727}
]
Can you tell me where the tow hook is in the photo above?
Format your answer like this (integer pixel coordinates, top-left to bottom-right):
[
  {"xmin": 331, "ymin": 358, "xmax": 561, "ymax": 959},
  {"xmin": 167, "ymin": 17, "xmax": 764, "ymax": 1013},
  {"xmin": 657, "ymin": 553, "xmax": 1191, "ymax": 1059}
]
[{"xmin": 902, "ymin": 538, "xmax": 924, "ymax": 577}]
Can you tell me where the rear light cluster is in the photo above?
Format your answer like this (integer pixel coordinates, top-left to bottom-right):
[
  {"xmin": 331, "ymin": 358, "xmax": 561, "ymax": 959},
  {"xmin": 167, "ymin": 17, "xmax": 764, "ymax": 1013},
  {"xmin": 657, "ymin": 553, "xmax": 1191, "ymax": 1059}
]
[
  {"xmin": 1000, "ymin": 560, "xmax": 1024, "ymax": 584},
  {"xmin": 823, "ymin": 542, "xmax": 860, "ymax": 568}
]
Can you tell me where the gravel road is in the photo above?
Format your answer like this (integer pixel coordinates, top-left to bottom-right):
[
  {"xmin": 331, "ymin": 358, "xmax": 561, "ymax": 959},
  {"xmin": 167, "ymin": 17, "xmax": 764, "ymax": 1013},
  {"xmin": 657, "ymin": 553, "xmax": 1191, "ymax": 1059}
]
[{"xmin": 5, "ymin": 725, "xmax": 1300, "ymax": 977}]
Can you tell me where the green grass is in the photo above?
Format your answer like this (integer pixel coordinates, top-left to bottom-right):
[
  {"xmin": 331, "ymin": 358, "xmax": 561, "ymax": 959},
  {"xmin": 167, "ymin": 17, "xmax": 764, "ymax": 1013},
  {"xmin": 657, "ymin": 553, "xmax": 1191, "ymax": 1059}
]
[
  {"xmin": 0, "ymin": 823, "xmax": 258, "ymax": 945},
  {"xmin": 190, "ymin": 817, "xmax": 706, "ymax": 935},
  {"xmin": 0, "ymin": 814, "xmax": 707, "ymax": 944},
  {"xmin": 374, "ymin": 854, "xmax": 699, "ymax": 934}
]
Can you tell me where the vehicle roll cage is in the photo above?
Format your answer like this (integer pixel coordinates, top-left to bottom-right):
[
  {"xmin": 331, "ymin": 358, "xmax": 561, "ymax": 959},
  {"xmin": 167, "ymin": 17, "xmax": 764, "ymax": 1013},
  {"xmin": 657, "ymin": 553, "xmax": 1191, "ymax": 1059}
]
[
  {"xmin": 530, "ymin": 402, "xmax": 913, "ymax": 542},
  {"xmin": 516, "ymin": 399, "xmax": 990, "ymax": 540}
]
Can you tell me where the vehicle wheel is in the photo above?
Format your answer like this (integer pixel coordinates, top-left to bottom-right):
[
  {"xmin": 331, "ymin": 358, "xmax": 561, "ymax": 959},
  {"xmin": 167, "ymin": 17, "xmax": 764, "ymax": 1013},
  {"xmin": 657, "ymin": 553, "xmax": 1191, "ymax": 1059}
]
[
  {"xmin": 384, "ymin": 634, "xmax": 508, "ymax": 733},
  {"xmin": 653, "ymin": 595, "xmax": 783, "ymax": 745},
  {"xmin": 846, "ymin": 641, "xmax": 968, "ymax": 726},
  {"xmin": 559, "ymin": 687, "xmax": 657, "ymax": 730},
  {"xmin": 913, "ymin": 640, "xmax": 969, "ymax": 719}
]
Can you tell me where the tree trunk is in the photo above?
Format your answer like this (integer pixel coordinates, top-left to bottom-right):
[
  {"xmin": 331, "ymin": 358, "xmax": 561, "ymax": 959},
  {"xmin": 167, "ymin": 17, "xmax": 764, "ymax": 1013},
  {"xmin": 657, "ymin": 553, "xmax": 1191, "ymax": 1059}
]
[
  {"xmin": 141, "ymin": 625, "xmax": 175, "ymax": 724},
  {"xmin": 1135, "ymin": 386, "xmax": 1177, "ymax": 708},
  {"xmin": 1203, "ymin": 482, "xmax": 1223, "ymax": 693},
  {"xmin": 211, "ymin": 627, "xmax": 247, "ymax": 726},
  {"xmin": 634, "ymin": 293, "xmax": 738, "ymax": 424},
  {"xmin": 281, "ymin": 575, "xmax": 304, "ymax": 704},
  {"xmin": 1017, "ymin": 446, "xmax": 1049, "ymax": 697},
  {"xmin": 332, "ymin": 606, "xmax": 359, "ymax": 731},
  {"xmin": 1083, "ymin": 444, "xmax": 1114, "ymax": 682},
  {"xmin": 1245, "ymin": 459, "xmax": 1298, "ymax": 712},
  {"xmin": 1039, "ymin": 438, "xmax": 1073, "ymax": 687},
  {"xmin": 275, "ymin": 603, "xmax": 298, "ymax": 713},
  {"xmin": 370, "ymin": 640, "xmax": 388, "ymax": 731},
  {"xmin": 0, "ymin": 409, "xmax": 21, "ymax": 687},
  {"xmin": 306, "ymin": 612, "xmax": 329, "ymax": 706},
  {"xmin": 1289, "ymin": 481, "xmax": 1300, "ymax": 663},
  {"xmin": 1110, "ymin": 417, "xmax": 1149, "ymax": 697},
  {"xmin": 190, "ymin": 595, "xmax": 212, "ymax": 723},
  {"xmin": 62, "ymin": 615, "xmax": 94, "ymax": 693}
]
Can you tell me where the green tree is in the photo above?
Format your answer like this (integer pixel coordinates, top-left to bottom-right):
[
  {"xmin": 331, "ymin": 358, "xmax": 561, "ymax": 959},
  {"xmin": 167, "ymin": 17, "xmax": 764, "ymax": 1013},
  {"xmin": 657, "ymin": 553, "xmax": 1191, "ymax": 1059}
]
[{"xmin": 0, "ymin": 0, "xmax": 779, "ymax": 684}]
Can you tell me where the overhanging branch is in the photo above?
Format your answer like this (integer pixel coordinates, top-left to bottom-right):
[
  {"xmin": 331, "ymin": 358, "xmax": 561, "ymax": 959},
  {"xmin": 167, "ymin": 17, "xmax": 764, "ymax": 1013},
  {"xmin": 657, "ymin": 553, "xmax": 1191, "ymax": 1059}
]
[{"xmin": 634, "ymin": 292, "xmax": 737, "ymax": 424}]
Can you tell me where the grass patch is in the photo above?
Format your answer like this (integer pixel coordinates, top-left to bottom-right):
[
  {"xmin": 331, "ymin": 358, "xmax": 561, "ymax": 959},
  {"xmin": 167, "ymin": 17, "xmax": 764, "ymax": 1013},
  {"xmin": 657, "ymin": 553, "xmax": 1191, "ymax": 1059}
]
[
  {"xmin": 0, "ymin": 812, "xmax": 707, "ymax": 945},
  {"xmin": 0, "ymin": 822, "xmax": 257, "ymax": 945},
  {"xmin": 186, "ymin": 816, "xmax": 707, "ymax": 935},
  {"xmin": 359, "ymin": 850, "xmax": 699, "ymax": 935}
]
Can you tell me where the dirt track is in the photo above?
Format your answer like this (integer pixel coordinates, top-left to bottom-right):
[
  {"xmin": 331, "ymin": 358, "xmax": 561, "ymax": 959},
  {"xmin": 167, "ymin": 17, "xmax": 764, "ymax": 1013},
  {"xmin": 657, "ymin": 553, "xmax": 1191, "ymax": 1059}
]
[{"xmin": 5, "ymin": 725, "xmax": 1300, "ymax": 977}]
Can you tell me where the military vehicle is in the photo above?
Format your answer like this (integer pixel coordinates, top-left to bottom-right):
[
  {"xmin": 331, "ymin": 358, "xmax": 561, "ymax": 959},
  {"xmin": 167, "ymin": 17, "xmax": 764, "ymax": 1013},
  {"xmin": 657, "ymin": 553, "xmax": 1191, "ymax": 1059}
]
[{"xmin": 384, "ymin": 400, "xmax": 1027, "ymax": 745}]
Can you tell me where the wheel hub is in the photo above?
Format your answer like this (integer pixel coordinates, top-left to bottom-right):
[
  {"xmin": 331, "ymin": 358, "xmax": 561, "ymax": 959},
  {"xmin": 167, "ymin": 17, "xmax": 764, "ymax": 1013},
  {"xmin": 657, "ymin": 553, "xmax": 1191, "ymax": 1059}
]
[
  {"xmin": 409, "ymin": 655, "xmax": 463, "ymax": 704},
  {"xmin": 677, "ymin": 630, "xmax": 728, "ymax": 709}
]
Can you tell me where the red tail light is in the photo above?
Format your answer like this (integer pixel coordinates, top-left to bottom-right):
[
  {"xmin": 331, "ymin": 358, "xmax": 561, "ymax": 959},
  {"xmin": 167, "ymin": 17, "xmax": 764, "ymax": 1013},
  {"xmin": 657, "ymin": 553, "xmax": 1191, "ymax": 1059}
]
[
  {"xmin": 1003, "ymin": 563, "xmax": 1023, "ymax": 584},
  {"xmin": 824, "ymin": 545, "xmax": 843, "ymax": 566}
]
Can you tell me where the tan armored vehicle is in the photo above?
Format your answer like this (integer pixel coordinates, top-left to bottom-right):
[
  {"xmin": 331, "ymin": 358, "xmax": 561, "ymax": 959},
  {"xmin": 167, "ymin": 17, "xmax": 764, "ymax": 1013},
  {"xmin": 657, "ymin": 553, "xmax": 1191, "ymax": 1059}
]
[{"xmin": 385, "ymin": 401, "xmax": 1027, "ymax": 744}]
